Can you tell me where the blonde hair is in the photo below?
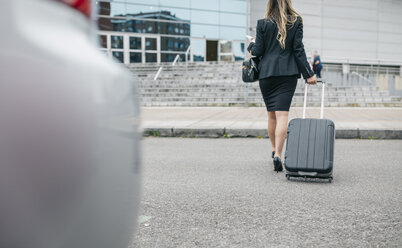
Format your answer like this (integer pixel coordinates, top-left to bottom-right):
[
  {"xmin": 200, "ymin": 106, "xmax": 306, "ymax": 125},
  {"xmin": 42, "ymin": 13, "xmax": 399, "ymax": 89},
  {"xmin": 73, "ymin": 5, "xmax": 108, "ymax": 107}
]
[{"xmin": 265, "ymin": 0, "xmax": 301, "ymax": 49}]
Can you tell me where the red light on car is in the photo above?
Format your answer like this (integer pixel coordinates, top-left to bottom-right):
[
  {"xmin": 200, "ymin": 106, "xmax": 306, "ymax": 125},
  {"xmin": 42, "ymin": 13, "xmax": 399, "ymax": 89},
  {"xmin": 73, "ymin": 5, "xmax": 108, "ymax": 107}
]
[{"xmin": 60, "ymin": 0, "xmax": 91, "ymax": 18}]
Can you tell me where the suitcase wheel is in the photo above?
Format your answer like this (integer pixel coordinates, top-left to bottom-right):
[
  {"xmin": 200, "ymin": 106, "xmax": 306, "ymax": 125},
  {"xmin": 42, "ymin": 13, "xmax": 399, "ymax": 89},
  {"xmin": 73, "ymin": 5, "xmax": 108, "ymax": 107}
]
[
  {"xmin": 328, "ymin": 177, "xmax": 333, "ymax": 183},
  {"xmin": 286, "ymin": 175, "xmax": 290, "ymax": 180}
]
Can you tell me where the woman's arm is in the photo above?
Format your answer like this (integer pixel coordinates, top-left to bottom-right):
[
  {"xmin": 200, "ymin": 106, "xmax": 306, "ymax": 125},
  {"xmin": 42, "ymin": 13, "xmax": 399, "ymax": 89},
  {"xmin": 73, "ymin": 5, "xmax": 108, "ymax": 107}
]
[
  {"xmin": 247, "ymin": 20, "xmax": 265, "ymax": 57},
  {"xmin": 293, "ymin": 19, "xmax": 314, "ymax": 79}
]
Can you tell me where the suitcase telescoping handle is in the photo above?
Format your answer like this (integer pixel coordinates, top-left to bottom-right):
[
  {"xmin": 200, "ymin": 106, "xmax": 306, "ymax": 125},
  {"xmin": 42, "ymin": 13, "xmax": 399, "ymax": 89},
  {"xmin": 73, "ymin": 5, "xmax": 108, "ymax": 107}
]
[{"xmin": 303, "ymin": 79, "xmax": 326, "ymax": 119}]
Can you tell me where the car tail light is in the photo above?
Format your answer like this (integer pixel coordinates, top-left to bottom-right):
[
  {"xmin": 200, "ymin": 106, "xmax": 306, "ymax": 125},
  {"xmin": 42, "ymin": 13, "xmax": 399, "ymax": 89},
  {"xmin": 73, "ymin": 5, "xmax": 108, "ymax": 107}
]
[{"xmin": 60, "ymin": 0, "xmax": 91, "ymax": 18}]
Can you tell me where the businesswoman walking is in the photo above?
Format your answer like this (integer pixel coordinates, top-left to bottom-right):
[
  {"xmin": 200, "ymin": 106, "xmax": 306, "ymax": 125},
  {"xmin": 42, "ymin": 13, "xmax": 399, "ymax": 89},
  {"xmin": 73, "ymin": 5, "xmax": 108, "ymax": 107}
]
[{"xmin": 247, "ymin": 0, "xmax": 317, "ymax": 172}]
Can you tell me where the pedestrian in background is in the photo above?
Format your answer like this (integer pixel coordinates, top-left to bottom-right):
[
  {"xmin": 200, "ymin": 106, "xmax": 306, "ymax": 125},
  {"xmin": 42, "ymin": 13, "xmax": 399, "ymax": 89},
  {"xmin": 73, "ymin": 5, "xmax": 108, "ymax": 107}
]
[
  {"xmin": 247, "ymin": 0, "xmax": 316, "ymax": 172},
  {"xmin": 313, "ymin": 50, "xmax": 322, "ymax": 78}
]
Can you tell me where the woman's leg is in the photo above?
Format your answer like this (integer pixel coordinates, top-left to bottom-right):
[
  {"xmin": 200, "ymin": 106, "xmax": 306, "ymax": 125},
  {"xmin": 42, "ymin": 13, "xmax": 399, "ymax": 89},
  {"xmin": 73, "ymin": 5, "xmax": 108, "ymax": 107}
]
[
  {"xmin": 268, "ymin": 111, "xmax": 276, "ymax": 151},
  {"xmin": 274, "ymin": 111, "xmax": 289, "ymax": 158}
]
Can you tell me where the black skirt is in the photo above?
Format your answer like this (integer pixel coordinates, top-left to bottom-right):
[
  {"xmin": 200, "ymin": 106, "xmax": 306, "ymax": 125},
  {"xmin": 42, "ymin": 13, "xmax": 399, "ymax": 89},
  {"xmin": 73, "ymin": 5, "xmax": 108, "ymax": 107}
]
[{"xmin": 259, "ymin": 75, "xmax": 298, "ymax": 112}]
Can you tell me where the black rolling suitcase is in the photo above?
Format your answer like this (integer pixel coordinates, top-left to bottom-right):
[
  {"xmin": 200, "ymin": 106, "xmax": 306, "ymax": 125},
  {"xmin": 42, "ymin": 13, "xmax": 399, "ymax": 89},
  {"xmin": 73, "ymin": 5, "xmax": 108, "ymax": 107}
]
[{"xmin": 284, "ymin": 79, "xmax": 335, "ymax": 182}]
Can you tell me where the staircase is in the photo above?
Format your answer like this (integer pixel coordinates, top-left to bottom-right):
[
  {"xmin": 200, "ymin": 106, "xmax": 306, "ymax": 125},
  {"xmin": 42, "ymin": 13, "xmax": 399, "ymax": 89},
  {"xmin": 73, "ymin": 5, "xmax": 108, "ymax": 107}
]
[{"xmin": 130, "ymin": 62, "xmax": 402, "ymax": 107}]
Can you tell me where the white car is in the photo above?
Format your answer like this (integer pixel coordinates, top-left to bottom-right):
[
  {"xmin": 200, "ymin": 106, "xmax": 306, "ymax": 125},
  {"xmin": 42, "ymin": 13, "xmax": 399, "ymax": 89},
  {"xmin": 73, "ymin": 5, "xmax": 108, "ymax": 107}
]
[{"xmin": 0, "ymin": 0, "xmax": 141, "ymax": 247}]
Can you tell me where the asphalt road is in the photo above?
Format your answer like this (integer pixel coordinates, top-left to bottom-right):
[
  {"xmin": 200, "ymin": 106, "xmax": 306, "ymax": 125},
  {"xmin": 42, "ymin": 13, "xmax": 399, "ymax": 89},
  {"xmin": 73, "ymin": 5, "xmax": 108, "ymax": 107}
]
[{"xmin": 131, "ymin": 138, "xmax": 402, "ymax": 248}]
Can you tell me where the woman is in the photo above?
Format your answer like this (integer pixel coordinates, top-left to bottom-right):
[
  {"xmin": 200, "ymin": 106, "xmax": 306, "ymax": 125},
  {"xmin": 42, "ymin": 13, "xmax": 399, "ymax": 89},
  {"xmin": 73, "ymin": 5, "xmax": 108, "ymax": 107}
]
[{"xmin": 247, "ymin": 0, "xmax": 317, "ymax": 172}]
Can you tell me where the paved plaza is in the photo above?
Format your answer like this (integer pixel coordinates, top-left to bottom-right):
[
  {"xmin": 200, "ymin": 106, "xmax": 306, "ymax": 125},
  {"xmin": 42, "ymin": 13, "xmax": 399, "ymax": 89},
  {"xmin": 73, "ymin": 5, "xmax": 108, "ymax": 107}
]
[
  {"xmin": 140, "ymin": 107, "xmax": 402, "ymax": 139},
  {"xmin": 131, "ymin": 138, "xmax": 402, "ymax": 248}
]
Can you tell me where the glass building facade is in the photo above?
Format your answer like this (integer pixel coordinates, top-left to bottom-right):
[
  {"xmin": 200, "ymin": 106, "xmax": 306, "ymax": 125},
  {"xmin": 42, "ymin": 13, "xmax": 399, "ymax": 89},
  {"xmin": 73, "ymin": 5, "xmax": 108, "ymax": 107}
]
[{"xmin": 96, "ymin": 0, "xmax": 247, "ymax": 64}]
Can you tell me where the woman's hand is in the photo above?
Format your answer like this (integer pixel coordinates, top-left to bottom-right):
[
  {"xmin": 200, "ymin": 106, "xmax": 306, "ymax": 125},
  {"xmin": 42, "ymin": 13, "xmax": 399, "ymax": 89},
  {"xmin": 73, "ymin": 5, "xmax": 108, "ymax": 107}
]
[
  {"xmin": 247, "ymin": 35, "xmax": 255, "ymax": 43},
  {"xmin": 307, "ymin": 75, "xmax": 317, "ymax": 85}
]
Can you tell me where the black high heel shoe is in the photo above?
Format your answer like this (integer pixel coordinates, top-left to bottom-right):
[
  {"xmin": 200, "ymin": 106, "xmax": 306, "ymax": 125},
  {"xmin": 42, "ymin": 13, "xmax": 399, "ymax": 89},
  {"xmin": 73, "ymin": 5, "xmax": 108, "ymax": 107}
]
[
  {"xmin": 273, "ymin": 157, "xmax": 283, "ymax": 173},
  {"xmin": 272, "ymin": 151, "xmax": 275, "ymax": 159}
]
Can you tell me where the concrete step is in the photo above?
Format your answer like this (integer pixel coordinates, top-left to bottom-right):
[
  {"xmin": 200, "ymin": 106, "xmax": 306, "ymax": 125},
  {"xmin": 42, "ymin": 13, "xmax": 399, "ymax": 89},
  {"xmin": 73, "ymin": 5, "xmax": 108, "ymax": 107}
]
[{"xmin": 130, "ymin": 61, "xmax": 400, "ymax": 107}]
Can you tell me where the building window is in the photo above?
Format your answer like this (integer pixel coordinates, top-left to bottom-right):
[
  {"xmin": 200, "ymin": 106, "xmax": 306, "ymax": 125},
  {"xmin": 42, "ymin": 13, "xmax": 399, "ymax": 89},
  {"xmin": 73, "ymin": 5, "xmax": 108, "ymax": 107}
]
[
  {"xmin": 111, "ymin": 35, "xmax": 123, "ymax": 49},
  {"xmin": 112, "ymin": 51, "xmax": 124, "ymax": 63},
  {"xmin": 161, "ymin": 53, "xmax": 185, "ymax": 63},
  {"xmin": 145, "ymin": 38, "xmax": 157, "ymax": 51},
  {"xmin": 146, "ymin": 53, "xmax": 157, "ymax": 63},
  {"xmin": 99, "ymin": 35, "xmax": 107, "ymax": 48},
  {"xmin": 220, "ymin": 41, "xmax": 232, "ymax": 53},
  {"xmin": 130, "ymin": 37, "xmax": 141, "ymax": 50},
  {"xmin": 130, "ymin": 52, "xmax": 142, "ymax": 63},
  {"xmin": 234, "ymin": 42, "xmax": 245, "ymax": 61}
]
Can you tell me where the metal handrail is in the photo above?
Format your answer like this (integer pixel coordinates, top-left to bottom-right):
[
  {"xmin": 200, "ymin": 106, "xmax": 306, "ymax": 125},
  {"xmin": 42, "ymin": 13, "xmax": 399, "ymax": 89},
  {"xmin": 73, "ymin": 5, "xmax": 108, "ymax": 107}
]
[
  {"xmin": 155, "ymin": 46, "xmax": 192, "ymax": 80},
  {"xmin": 154, "ymin": 66, "xmax": 163, "ymax": 81},
  {"xmin": 172, "ymin": 46, "xmax": 191, "ymax": 66},
  {"xmin": 322, "ymin": 56, "xmax": 402, "ymax": 66},
  {"xmin": 351, "ymin": 71, "xmax": 375, "ymax": 84},
  {"xmin": 185, "ymin": 46, "xmax": 191, "ymax": 63},
  {"xmin": 172, "ymin": 55, "xmax": 180, "ymax": 66}
]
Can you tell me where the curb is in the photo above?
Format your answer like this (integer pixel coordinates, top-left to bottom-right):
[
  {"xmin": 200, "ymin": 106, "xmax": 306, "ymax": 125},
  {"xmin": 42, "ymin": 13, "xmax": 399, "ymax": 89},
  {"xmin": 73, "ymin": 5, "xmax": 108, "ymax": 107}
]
[{"xmin": 142, "ymin": 128, "xmax": 402, "ymax": 139}]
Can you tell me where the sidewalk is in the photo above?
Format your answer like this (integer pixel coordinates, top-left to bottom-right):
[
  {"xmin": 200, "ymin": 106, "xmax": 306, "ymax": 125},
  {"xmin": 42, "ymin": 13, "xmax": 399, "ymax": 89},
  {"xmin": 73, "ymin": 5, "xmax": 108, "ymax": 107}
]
[{"xmin": 140, "ymin": 107, "xmax": 402, "ymax": 139}]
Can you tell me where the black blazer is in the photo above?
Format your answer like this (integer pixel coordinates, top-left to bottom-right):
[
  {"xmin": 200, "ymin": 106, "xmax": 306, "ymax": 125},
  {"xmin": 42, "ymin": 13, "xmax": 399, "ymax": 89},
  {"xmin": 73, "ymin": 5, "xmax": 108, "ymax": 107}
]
[{"xmin": 247, "ymin": 16, "xmax": 314, "ymax": 80}]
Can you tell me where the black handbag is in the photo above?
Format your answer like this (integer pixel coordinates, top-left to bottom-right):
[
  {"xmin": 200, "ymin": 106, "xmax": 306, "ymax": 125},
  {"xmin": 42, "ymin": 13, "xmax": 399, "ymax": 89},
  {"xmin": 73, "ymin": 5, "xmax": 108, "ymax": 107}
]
[{"xmin": 242, "ymin": 56, "xmax": 260, "ymax": 83}]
